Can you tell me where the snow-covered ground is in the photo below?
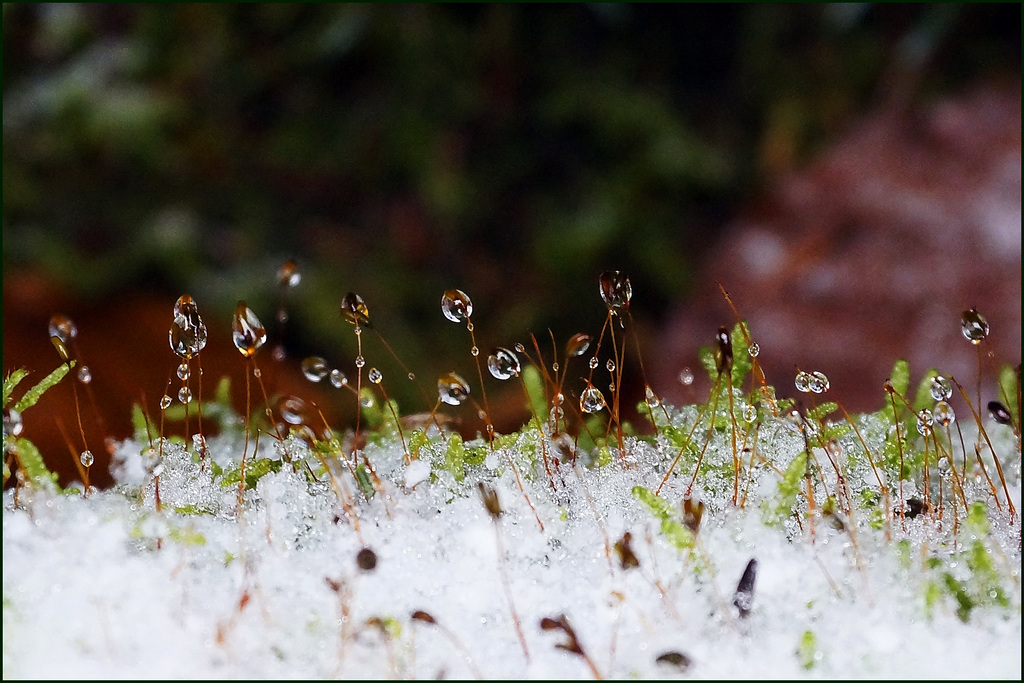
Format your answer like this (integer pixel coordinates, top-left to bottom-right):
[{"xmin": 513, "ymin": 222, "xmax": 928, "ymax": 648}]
[{"xmin": 3, "ymin": 398, "xmax": 1021, "ymax": 679}]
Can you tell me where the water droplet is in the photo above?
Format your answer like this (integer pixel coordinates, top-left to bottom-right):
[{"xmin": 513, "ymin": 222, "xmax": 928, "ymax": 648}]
[
  {"xmin": 470, "ymin": 346, "xmax": 479, "ymax": 357},
  {"xmin": 515, "ymin": 343, "xmax": 526, "ymax": 353},
  {"xmin": 551, "ymin": 361, "xmax": 559, "ymax": 373},
  {"xmin": 192, "ymin": 434, "xmax": 207, "ymax": 455},
  {"xmin": 51, "ymin": 336, "xmax": 70, "ymax": 364},
  {"xmin": 330, "ymin": 369, "xmax": 348, "ymax": 388},
  {"xmin": 466, "ymin": 321, "xmax": 474, "ymax": 332},
  {"xmin": 566, "ymin": 333, "xmax": 592, "ymax": 358},
  {"xmin": 76, "ymin": 365, "xmax": 92, "ymax": 384},
  {"xmin": 278, "ymin": 395, "xmax": 308, "ymax": 425},
  {"xmin": 252, "ymin": 368, "xmax": 262, "ymax": 378},
  {"xmin": 548, "ymin": 405, "xmax": 564, "ymax": 423},
  {"xmin": 360, "ymin": 394, "xmax": 375, "ymax": 409},
  {"xmin": 159, "ymin": 395, "xmax": 172, "ymax": 410},
  {"xmin": 355, "ymin": 355, "xmax": 365, "ymax": 368},
  {"xmin": 487, "ymin": 347, "xmax": 521, "ymax": 380},
  {"xmin": 599, "ymin": 271, "xmax": 632, "ymax": 311},
  {"xmin": 438, "ymin": 372, "xmax": 470, "ymax": 406},
  {"xmin": 937, "ymin": 456, "xmax": 951, "ymax": 476},
  {"xmin": 960, "ymin": 308, "xmax": 989, "ymax": 344},
  {"xmin": 368, "ymin": 367, "xmax": 383, "ymax": 384},
  {"xmin": 605, "ymin": 359, "xmax": 616, "ymax": 373},
  {"xmin": 231, "ymin": 302, "xmax": 266, "ymax": 358},
  {"xmin": 809, "ymin": 371, "xmax": 829, "ymax": 394},
  {"xmin": 747, "ymin": 342, "xmax": 760, "ymax": 358},
  {"xmin": 916, "ymin": 409, "xmax": 933, "ymax": 436},
  {"xmin": 580, "ymin": 384, "xmax": 607, "ymax": 413},
  {"xmin": 553, "ymin": 393, "xmax": 564, "ymax": 405},
  {"xmin": 785, "ymin": 409, "xmax": 804, "ymax": 433},
  {"xmin": 79, "ymin": 450, "xmax": 94, "ymax": 468},
  {"xmin": 340, "ymin": 292, "xmax": 371, "ymax": 327},
  {"xmin": 441, "ymin": 289, "xmax": 473, "ymax": 323},
  {"xmin": 933, "ymin": 401, "xmax": 955, "ymax": 427},
  {"xmin": 679, "ymin": 368, "xmax": 694, "ymax": 385},
  {"xmin": 795, "ymin": 371, "xmax": 811, "ymax": 393},
  {"xmin": 589, "ymin": 357, "xmax": 599, "ymax": 370},
  {"xmin": 176, "ymin": 363, "xmax": 190, "ymax": 381},
  {"xmin": 48, "ymin": 314, "xmax": 78, "ymax": 343},
  {"xmin": 743, "ymin": 405, "xmax": 758, "ymax": 423},
  {"xmin": 169, "ymin": 295, "xmax": 209, "ymax": 360},
  {"xmin": 178, "ymin": 387, "xmax": 192, "ymax": 404},
  {"xmin": 608, "ymin": 381, "xmax": 616, "ymax": 393},
  {"xmin": 3, "ymin": 408, "xmax": 24, "ymax": 439},
  {"xmin": 278, "ymin": 260, "xmax": 301, "ymax": 288},
  {"xmin": 826, "ymin": 439, "xmax": 843, "ymax": 459},
  {"xmin": 988, "ymin": 401, "xmax": 1012, "ymax": 425},
  {"xmin": 645, "ymin": 386, "xmax": 660, "ymax": 407},
  {"xmin": 929, "ymin": 375, "xmax": 953, "ymax": 402},
  {"xmin": 302, "ymin": 356, "xmax": 330, "ymax": 382}
]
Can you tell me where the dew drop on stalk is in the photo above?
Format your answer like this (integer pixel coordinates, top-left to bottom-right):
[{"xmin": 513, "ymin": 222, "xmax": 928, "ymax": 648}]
[
  {"xmin": 178, "ymin": 387, "xmax": 192, "ymax": 404},
  {"xmin": 441, "ymin": 289, "xmax": 473, "ymax": 323},
  {"xmin": 795, "ymin": 371, "xmax": 812, "ymax": 393},
  {"xmin": 487, "ymin": 347, "xmax": 521, "ymax": 380},
  {"xmin": 588, "ymin": 357, "xmax": 599, "ymax": 370},
  {"xmin": 747, "ymin": 342, "xmax": 760, "ymax": 358},
  {"xmin": 329, "ymin": 369, "xmax": 348, "ymax": 388},
  {"xmin": 231, "ymin": 302, "xmax": 266, "ymax": 358},
  {"xmin": 580, "ymin": 384, "xmax": 607, "ymax": 413},
  {"xmin": 809, "ymin": 371, "xmax": 829, "ymax": 394},
  {"xmin": 340, "ymin": 292, "xmax": 371, "ymax": 327},
  {"xmin": 368, "ymin": 367, "xmax": 383, "ymax": 384},
  {"xmin": 551, "ymin": 361, "xmax": 560, "ymax": 373},
  {"xmin": 3, "ymin": 408, "xmax": 24, "ymax": 439},
  {"xmin": 549, "ymin": 405, "xmax": 564, "ymax": 424},
  {"xmin": 159, "ymin": 395, "xmax": 172, "ymax": 410},
  {"xmin": 176, "ymin": 363, "xmax": 190, "ymax": 381},
  {"xmin": 79, "ymin": 450, "xmax": 94, "ymax": 468},
  {"xmin": 785, "ymin": 409, "xmax": 803, "ymax": 433},
  {"xmin": 360, "ymin": 394, "xmax": 375, "ymax": 409},
  {"xmin": 645, "ymin": 386, "xmax": 660, "ymax": 407},
  {"xmin": 933, "ymin": 400, "xmax": 955, "ymax": 427},
  {"xmin": 515, "ymin": 343, "xmax": 526, "ymax": 353},
  {"xmin": 743, "ymin": 405, "xmax": 758, "ymax": 423},
  {"xmin": 987, "ymin": 401, "xmax": 1012, "ymax": 425},
  {"xmin": 278, "ymin": 396, "xmax": 308, "ymax": 425},
  {"xmin": 252, "ymin": 368, "xmax": 262, "ymax": 378},
  {"xmin": 470, "ymin": 346, "xmax": 479, "ymax": 357},
  {"xmin": 278, "ymin": 260, "xmax": 301, "ymax": 288},
  {"xmin": 48, "ymin": 314, "xmax": 78, "ymax": 343},
  {"xmin": 916, "ymin": 409, "xmax": 933, "ymax": 436},
  {"xmin": 77, "ymin": 365, "xmax": 92, "ymax": 384},
  {"xmin": 930, "ymin": 375, "xmax": 953, "ymax": 402},
  {"xmin": 598, "ymin": 270, "xmax": 632, "ymax": 311},
  {"xmin": 437, "ymin": 372, "xmax": 470, "ymax": 406},
  {"xmin": 302, "ymin": 356, "xmax": 330, "ymax": 382},
  {"xmin": 355, "ymin": 355, "xmax": 365, "ymax": 368},
  {"xmin": 937, "ymin": 456, "xmax": 951, "ymax": 477},
  {"xmin": 565, "ymin": 333, "xmax": 592, "ymax": 358},
  {"xmin": 960, "ymin": 308, "xmax": 989, "ymax": 344},
  {"xmin": 679, "ymin": 368, "xmax": 694, "ymax": 385},
  {"xmin": 170, "ymin": 295, "xmax": 209, "ymax": 360},
  {"xmin": 605, "ymin": 359, "xmax": 616, "ymax": 373}
]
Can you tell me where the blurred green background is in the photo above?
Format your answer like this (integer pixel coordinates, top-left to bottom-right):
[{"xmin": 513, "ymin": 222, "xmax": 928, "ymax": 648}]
[{"xmin": 4, "ymin": 4, "xmax": 1019, "ymax": 414}]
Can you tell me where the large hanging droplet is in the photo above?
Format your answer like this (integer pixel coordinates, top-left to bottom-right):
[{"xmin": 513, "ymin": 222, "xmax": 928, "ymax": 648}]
[
  {"xmin": 441, "ymin": 289, "xmax": 473, "ymax": 323},
  {"xmin": 178, "ymin": 387, "xmax": 193, "ymax": 404},
  {"xmin": 232, "ymin": 302, "xmax": 267, "ymax": 358},
  {"xmin": 580, "ymin": 384, "xmax": 606, "ymax": 413},
  {"xmin": 79, "ymin": 450, "xmax": 94, "ymax": 468},
  {"xmin": 48, "ymin": 314, "xmax": 78, "ymax": 343},
  {"xmin": 368, "ymin": 367, "xmax": 383, "ymax": 384},
  {"xmin": 747, "ymin": 342, "xmax": 760, "ymax": 358},
  {"xmin": 487, "ymin": 347, "xmax": 521, "ymax": 380},
  {"xmin": 916, "ymin": 409, "xmax": 934, "ymax": 436},
  {"xmin": 933, "ymin": 401, "xmax": 955, "ymax": 427},
  {"xmin": 277, "ymin": 395, "xmax": 308, "ymax": 425},
  {"xmin": 679, "ymin": 368, "xmax": 694, "ymax": 386},
  {"xmin": 809, "ymin": 371, "xmax": 829, "ymax": 394},
  {"xmin": 960, "ymin": 308, "xmax": 989, "ymax": 344},
  {"xmin": 169, "ymin": 295, "xmax": 208, "ymax": 360},
  {"xmin": 277, "ymin": 260, "xmax": 301, "ymax": 288},
  {"xmin": 565, "ymin": 333, "xmax": 592, "ymax": 358},
  {"xmin": 929, "ymin": 375, "xmax": 952, "ymax": 402},
  {"xmin": 329, "ymin": 369, "xmax": 348, "ymax": 388},
  {"xmin": 176, "ymin": 363, "xmax": 190, "ymax": 381},
  {"xmin": 438, "ymin": 372, "xmax": 471, "ymax": 405},
  {"xmin": 302, "ymin": 357, "xmax": 330, "ymax": 382},
  {"xmin": 159, "ymin": 395, "xmax": 172, "ymax": 410},
  {"xmin": 598, "ymin": 271, "xmax": 632, "ymax": 311},
  {"xmin": 76, "ymin": 365, "xmax": 92, "ymax": 384},
  {"xmin": 340, "ymin": 292, "xmax": 371, "ymax": 327},
  {"xmin": 795, "ymin": 371, "xmax": 812, "ymax": 393}
]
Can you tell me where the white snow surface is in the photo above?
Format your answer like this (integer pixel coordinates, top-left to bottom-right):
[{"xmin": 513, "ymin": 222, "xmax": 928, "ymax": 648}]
[{"xmin": 4, "ymin": 406, "xmax": 1021, "ymax": 679}]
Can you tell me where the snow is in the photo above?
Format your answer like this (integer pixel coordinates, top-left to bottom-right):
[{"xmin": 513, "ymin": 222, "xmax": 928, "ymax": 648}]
[{"xmin": 3, "ymin": 403, "xmax": 1021, "ymax": 679}]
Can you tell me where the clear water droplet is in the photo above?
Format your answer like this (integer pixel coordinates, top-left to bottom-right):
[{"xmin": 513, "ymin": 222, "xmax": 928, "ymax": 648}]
[
  {"xmin": 747, "ymin": 342, "xmax": 760, "ymax": 358},
  {"xmin": 606, "ymin": 359, "xmax": 616, "ymax": 373},
  {"xmin": 79, "ymin": 450, "xmax": 94, "ymax": 467},
  {"xmin": 809, "ymin": 371, "xmax": 829, "ymax": 394},
  {"xmin": 3, "ymin": 408, "xmax": 24, "ymax": 438},
  {"xmin": 360, "ymin": 394, "xmax": 374, "ymax": 409},
  {"xmin": 407, "ymin": 372, "xmax": 416, "ymax": 381},
  {"xmin": 548, "ymin": 405, "xmax": 564, "ymax": 424},
  {"xmin": 785, "ymin": 409, "xmax": 803, "ymax": 433},
  {"xmin": 937, "ymin": 456, "xmax": 951, "ymax": 476},
  {"xmin": 515, "ymin": 343, "xmax": 526, "ymax": 353},
  {"xmin": 553, "ymin": 393, "xmax": 564, "ymax": 405},
  {"xmin": 437, "ymin": 372, "xmax": 471, "ymax": 406},
  {"xmin": 159, "ymin": 395, "xmax": 172, "ymax": 410},
  {"xmin": 580, "ymin": 384, "xmax": 607, "ymax": 413},
  {"xmin": 330, "ymin": 369, "xmax": 348, "ymax": 388},
  {"xmin": 192, "ymin": 434, "xmax": 207, "ymax": 455},
  {"xmin": 589, "ymin": 357, "xmax": 599, "ymax": 370},
  {"xmin": 795, "ymin": 371, "xmax": 812, "ymax": 393},
  {"xmin": 961, "ymin": 308, "xmax": 989, "ymax": 344},
  {"xmin": 278, "ymin": 260, "xmax": 301, "ymax": 288},
  {"xmin": 470, "ymin": 346, "xmax": 479, "ymax": 357},
  {"xmin": 679, "ymin": 368, "xmax": 694, "ymax": 385},
  {"xmin": 645, "ymin": 386, "xmax": 660, "ymax": 407},
  {"xmin": 466, "ymin": 321, "xmax": 474, "ymax": 332},
  {"xmin": 743, "ymin": 405, "xmax": 758, "ymax": 423},
  {"xmin": 76, "ymin": 365, "xmax": 92, "ymax": 384},
  {"xmin": 368, "ymin": 367, "xmax": 383, "ymax": 384},
  {"xmin": 441, "ymin": 289, "xmax": 473, "ymax": 323},
  {"xmin": 355, "ymin": 355, "xmax": 365, "ymax": 368},
  {"xmin": 551, "ymin": 361, "xmax": 559, "ymax": 373},
  {"xmin": 169, "ymin": 295, "xmax": 208, "ymax": 359},
  {"xmin": 340, "ymin": 292, "xmax": 371, "ymax": 327},
  {"xmin": 231, "ymin": 302, "xmax": 266, "ymax": 357},
  {"xmin": 276, "ymin": 309, "xmax": 288, "ymax": 324},
  {"xmin": 48, "ymin": 314, "xmax": 78, "ymax": 343},
  {"xmin": 599, "ymin": 271, "xmax": 632, "ymax": 311},
  {"xmin": 302, "ymin": 356, "xmax": 330, "ymax": 382},
  {"xmin": 565, "ymin": 333, "xmax": 592, "ymax": 358},
  {"xmin": 916, "ymin": 409, "xmax": 933, "ymax": 436},
  {"xmin": 252, "ymin": 367, "xmax": 262, "ymax": 378},
  {"xmin": 933, "ymin": 400, "xmax": 955, "ymax": 427},
  {"xmin": 176, "ymin": 363, "xmax": 190, "ymax": 381},
  {"xmin": 487, "ymin": 348, "xmax": 521, "ymax": 380},
  {"xmin": 278, "ymin": 395, "xmax": 307, "ymax": 425},
  {"xmin": 929, "ymin": 375, "xmax": 953, "ymax": 402},
  {"xmin": 178, "ymin": 387, "xmax": 192, "ymax": 404}
]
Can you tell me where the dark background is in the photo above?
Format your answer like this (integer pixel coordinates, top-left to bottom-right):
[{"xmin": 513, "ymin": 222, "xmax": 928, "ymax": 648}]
[{"xmin": 4, "ymin": 4, "xmax": 1020, "ymax": 486}]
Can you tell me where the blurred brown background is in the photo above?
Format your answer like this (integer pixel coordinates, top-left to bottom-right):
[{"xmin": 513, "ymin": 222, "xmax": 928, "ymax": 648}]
[{"xmin": 3, "ymin": 5, "xmax": 1020, "ymax": 488}]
